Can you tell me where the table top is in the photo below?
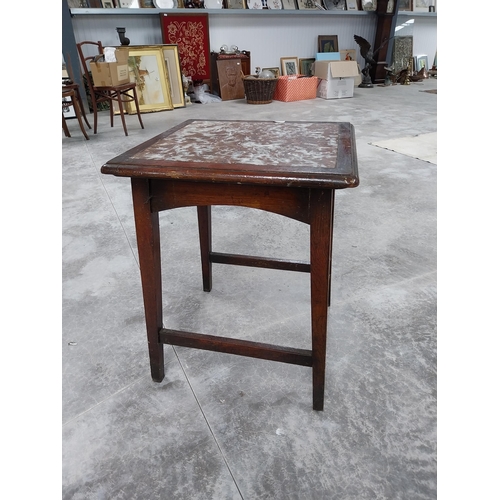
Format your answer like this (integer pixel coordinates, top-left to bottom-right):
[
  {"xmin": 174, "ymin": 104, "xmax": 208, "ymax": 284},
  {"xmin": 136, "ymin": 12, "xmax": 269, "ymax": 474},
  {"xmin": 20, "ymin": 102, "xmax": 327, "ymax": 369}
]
[{"xmin": 101, "ymin": 119, "xmax": 359, "ymax": 189}]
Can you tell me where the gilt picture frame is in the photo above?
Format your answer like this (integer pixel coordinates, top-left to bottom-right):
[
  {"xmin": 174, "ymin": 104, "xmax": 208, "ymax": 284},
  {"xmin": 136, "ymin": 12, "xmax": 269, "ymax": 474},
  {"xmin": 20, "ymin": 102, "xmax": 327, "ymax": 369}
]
[
  {"xmin": 161, "ymin": 44, "xmax": 185, "ymax": 108},
  {"xmin": 280, "ymin": 57, "xmax": 299, "ymax": 76},
  {"xmin": 126, "ymin": 46, "xmax": 174, "ymax": 114}
]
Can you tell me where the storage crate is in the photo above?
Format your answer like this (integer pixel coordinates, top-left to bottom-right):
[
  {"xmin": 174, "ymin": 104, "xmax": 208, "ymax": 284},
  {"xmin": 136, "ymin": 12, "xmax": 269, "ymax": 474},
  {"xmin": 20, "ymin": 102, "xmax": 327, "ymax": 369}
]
[{"xmin": 273, "ymin": 75, "xmax": 319, "ymax": 102}]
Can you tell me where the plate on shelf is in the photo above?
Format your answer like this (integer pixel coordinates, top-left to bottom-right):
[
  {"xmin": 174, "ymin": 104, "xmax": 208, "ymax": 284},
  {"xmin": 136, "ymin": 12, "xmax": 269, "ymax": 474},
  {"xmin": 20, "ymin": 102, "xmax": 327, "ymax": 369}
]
[
  {"xmin": 267, "ymin": 0, "xmax": 283, "ymax": 8},
  {"xmin": 324, "ymin": 0, "xmax": 345, "ymax": 9},
  {"xmin": 205, "ymin": 0, "xmax": 223, "ymax": 7},
  {"xmin": 247, "ymin": 0, "xmax": 263, "ymax": 8},
  {"xmin": 153, "ymin": 0, "xmax": 177, "ymax": 7}
]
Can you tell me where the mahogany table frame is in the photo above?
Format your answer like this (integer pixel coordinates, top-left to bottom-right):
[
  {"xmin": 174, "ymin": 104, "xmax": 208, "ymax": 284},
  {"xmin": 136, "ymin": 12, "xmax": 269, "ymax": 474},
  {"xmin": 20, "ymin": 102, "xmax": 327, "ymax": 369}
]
[{"xmin": 101, "ymin": 119, "xmax": 359, "ymax": 411}]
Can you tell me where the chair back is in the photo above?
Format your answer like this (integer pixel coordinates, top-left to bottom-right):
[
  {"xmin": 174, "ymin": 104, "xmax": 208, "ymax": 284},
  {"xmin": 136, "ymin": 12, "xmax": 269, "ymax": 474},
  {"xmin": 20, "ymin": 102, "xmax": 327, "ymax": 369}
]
[{"xmin": 76, "ymin": 41, "xmax": 104, "ymax": 98}]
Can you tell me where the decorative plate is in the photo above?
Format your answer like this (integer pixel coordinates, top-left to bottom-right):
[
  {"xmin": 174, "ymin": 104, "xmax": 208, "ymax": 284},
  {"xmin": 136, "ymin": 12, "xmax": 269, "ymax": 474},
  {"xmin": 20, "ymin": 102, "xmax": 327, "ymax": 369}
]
[
  {"xmin": 204, "ymin": 0, "xmax": 223, "ymax": 7},
  {"xmin": 267, "ymin": 0, "xmax": 283, "ymax": 8},
  {"xmin": 324, "ymin": 0, "xmax": 345, "ymax": 9},
  {"xmin": 153, "ymin": 0, "xmax": 177, "ymax": 7},
  {"xmin": 247, "ymin": 0, "xmax": 263, "ymax": 8}
]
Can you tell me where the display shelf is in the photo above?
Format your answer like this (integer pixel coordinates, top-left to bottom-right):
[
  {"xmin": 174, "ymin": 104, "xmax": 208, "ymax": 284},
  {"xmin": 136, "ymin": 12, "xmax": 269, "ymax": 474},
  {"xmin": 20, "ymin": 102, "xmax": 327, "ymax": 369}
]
[{"xmin": 70, "ymin": 7, "xmax": 372, "ymax": 15}]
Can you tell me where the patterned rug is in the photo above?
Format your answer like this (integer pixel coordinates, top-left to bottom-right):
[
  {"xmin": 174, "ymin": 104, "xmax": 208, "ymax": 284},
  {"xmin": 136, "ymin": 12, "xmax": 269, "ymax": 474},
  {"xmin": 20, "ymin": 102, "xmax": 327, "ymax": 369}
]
[{"xmin": 370, "ymin": 132, "xmax": 437, "ymax": 164}]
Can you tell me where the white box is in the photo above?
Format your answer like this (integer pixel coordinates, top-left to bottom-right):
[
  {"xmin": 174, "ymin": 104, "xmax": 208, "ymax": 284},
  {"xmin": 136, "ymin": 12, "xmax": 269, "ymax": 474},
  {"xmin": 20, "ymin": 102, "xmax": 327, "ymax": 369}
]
[{"xmin": 313, "ymin": 60, "xmax": 359, "ymax": 99}]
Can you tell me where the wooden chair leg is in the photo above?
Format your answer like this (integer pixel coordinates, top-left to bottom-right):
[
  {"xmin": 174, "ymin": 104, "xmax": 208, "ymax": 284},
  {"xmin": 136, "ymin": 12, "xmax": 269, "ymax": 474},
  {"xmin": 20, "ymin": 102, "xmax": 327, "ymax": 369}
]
[
  {"xmin": 91, "ymin": 95, "xmax": 99, "ymax": 134},
  {"xmin": 75, "ymin": 88, "xmax": 91, "ymax": 129},
  {"xmin": 133, "ymin": 88, "xmax": 145, "ymax": 130},
  {"xmin": 117, "ymin": 93, "xmax": 128, "ymax": 136},
  {"xmin": 62, "ymin": 113, "xmax": 71, "ymax": 137},
  {"xmin": 131, "ymin": 178, "xmax": 164, "ymax": 382},
  {"xmin": 71, "ymin": 94, "xmax": 89, "ymax": 140},
  {"xmin": 197, "ymin": 206, "xmax": 212, "ymax": 292},
  {"xmin": 310, "ymin": 189, "xmax": 333, "ymax": 411}
]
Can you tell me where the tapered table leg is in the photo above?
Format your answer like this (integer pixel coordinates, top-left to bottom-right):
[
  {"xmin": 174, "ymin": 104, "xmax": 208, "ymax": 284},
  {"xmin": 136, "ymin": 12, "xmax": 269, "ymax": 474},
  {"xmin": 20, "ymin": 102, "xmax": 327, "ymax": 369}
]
[
  {"xmin": 310, "ymin": 189, "xmax": 334, "ymax": 411},
  {"xmin": 131, "ymin": 178, "xmax": 164, "ymax": 382},
  {"xmin": 197, "ymin": 205, "xmax": 212, "ymax": 292}
]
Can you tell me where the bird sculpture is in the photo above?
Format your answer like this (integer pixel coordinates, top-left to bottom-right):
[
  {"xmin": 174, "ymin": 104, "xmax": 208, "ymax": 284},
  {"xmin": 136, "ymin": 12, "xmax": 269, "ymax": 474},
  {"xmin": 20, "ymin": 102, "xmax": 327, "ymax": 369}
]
[{"xmin": 353, "ymin": 35, "xmax": 391, "ymax": 88}]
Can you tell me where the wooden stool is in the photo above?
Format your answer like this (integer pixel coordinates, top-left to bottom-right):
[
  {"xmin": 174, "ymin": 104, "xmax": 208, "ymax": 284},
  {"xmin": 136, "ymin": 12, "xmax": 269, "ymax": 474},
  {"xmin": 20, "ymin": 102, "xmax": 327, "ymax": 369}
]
[{"xmin": 101, "ymin": 119, "xmax": 359, "ymax": 410}]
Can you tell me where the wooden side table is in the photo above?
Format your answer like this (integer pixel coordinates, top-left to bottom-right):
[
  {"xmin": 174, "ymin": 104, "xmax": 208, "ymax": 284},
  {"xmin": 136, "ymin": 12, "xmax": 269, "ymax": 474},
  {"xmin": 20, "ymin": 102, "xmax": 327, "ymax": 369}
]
[{"xmin": 101, "ymin": 119, "xmax": 359, "ymax": 410}]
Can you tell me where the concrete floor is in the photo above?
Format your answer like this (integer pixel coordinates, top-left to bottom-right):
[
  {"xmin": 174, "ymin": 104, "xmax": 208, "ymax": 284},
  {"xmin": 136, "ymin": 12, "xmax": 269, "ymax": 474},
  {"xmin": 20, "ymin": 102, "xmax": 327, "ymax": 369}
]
[{"xmin": 62, "ymin": 78, "xmax": 437, "ymax": 499}]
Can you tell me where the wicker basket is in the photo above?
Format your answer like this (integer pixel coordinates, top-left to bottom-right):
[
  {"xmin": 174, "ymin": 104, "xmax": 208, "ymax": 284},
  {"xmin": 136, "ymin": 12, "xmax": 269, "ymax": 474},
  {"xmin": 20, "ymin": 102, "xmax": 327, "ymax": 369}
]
[{"xmin": 242, "ymin": 75, "xmax": 279, "ymax": 105}]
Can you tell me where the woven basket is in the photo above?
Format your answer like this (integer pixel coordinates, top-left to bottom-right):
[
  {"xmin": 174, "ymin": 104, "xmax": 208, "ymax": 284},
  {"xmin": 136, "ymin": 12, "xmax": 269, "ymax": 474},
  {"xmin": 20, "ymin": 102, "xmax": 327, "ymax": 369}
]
[{"xmin": 242, "ymin": 75, "xmax": 279, "ymax": 105}]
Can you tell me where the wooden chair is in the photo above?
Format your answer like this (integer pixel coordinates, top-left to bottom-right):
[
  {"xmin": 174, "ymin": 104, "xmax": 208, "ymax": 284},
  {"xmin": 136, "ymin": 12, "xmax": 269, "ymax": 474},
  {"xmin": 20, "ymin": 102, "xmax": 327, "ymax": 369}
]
[
  {"xmin": 63, "ymin": 88, "xmax": 90, "ymax": 140},
  {"xmin": 63, "ymin": 52, "xmax": 91, "ymax": 131},
  {"xmin": 76, "ymin": 40, "xmax": 144, "ymax": 137}
]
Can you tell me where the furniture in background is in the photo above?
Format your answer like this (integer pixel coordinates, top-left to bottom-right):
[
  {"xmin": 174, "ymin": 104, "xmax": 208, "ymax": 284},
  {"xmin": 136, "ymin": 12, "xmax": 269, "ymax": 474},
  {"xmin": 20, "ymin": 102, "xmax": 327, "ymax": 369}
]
[
  {"xmin": 62, "ymin": 88, "xmax": 90, "ymax": 140},
  {"xmin": 210, "ymin": 50, "xmax": 251, "ymax": 98},
  {"xmin": 76, "ymin": 40, "xmax": 144, "ymax": 136},
  {"xmin": 100, "ymin": 119, "xmax": 360, "ymax": 411}
]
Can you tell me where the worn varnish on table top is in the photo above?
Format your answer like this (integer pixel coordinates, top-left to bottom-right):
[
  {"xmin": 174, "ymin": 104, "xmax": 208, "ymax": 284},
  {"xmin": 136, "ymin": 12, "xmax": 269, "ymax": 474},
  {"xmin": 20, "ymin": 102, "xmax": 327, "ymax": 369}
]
[{"xmin": 101, "ymin": 119, "xmax": 359, "ymax": 189}]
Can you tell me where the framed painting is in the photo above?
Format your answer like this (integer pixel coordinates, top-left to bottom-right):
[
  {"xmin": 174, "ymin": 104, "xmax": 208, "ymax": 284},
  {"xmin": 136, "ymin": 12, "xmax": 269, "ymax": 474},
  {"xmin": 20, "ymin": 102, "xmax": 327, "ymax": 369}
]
[
  {"xmin": 160, "ymin": 13, "xmax": 211, "ymax": 82},
  {"xmin": 161, "ymin": 44, "xmax": 185, "ymax": 108},
  {"xmin": 126, "ymin": 47, "xmax": 174, "ymax": 114},
  {"xmin": 340, "ymin": 49, "xmax": 356, "ymax": 62},
  {"xmin": 281, "ymin": 0, "xmax": 297, "ymax": 7},
  {"xmin": 280, "ymin": 57, "xmax": 299, "ymax": 76},
  {"xmin": 299, "ymin": 58, "xmax": 315, "ymax": 76},
  {"xmin": 413, "ymin": 0, "xmax": 430, "ymax": 12},
  {"xmin": 345, "ymin": 0, "xmax": 358, "ymax": 9},
  {"xmin": 398, "ymin": 0, "xmax": 412, "ymax": 11},
  {"xmin": 296, "ymin": 0, "xmax": 316, "ymax": 10},
  {"xmin": 318, "ymin": 35, "xmax": 339, "ymax": 53},
  {"xmin": 262, "ymin": 67, "xmax": 280, "ymax": 77},
  {"xmin": 216, "ymin": 59, "xmax": 245, "ymax": 100}
]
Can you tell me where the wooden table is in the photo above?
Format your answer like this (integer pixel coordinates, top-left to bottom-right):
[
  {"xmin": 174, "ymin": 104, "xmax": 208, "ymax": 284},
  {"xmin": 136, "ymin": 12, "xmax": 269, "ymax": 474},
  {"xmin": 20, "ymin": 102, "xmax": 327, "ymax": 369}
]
[{"xmin": 101, "ymin": 119, "xmax": 359, "ymax": 410}]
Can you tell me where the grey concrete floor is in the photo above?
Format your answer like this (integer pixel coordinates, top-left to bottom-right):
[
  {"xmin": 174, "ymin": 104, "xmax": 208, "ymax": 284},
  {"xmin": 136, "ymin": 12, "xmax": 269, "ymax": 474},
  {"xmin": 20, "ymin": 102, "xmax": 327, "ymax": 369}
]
[{"xmin": 62, "ymin": 78, "xmax": 437, "ymax": 499}]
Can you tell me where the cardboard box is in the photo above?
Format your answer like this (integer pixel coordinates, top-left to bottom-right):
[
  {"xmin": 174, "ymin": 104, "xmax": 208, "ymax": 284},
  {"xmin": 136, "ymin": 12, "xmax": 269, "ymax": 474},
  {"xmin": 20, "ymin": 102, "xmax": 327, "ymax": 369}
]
[
  {"xmin": 313, "ymin": 60, "xmax": 359, "ymax": 99},
  {"xmin": 273, "ymin": 75, "xmax": 319, "ymax": 102},
  {"xmin": 90, "ymin": 48, "xmax": 130, "ymax": 87}
]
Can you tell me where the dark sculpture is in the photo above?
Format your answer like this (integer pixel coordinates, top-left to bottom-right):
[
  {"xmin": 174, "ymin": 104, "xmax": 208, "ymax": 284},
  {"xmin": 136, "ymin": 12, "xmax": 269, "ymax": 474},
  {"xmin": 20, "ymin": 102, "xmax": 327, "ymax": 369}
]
[
  {"xmin": 116, "ymin": 27, "xmax": 130, "ymax": 46},
  {"xmin": 353, "ymin": 34, "xmax": 390, "ymax": 88}
]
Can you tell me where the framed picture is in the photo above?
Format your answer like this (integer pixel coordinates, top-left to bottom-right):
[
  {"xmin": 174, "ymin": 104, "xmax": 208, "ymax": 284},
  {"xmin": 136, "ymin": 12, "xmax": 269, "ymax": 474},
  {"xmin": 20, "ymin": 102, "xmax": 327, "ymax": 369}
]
[
  {"xmin": 318, "ymin": 35, "xmax": 339, "ymax": 53},
  {"xmin": 413, "ymin": 0, "xmax": 429, "ymax": 12},
  {"xmin": 62, "ymin": 96, "xmax": 76, "ymax": 119},
  {"xmin": 225, "ymin": 0, "xmax": 247, "ymax": 7},
  {"xmin": 398, "ymin": 0, "xmax": 412, "ymax": 11},
  {"xmin": 416, "ymin": 54, "xmax": 428, "ymax": 70},
  {"xmin": 296, "ymin": 0, "xmax": 316, "ymax": 9},
  {"xmin": 126, "ymin": 47, "xmax": 174, "ymax": 114},
  {"xmin": 324, "ymin": 0, "xmax": 345, "ymax": 9},
  {"xmin": 281, "ymin": 0, "xmax": 297, "ymax": 7},
  {"xmin": 340, "ymin": 49, "xmax": 356, "ymax": 62},
  {"xmin": 262, "ymin": 66, "xmax": 280, "ymax": 77},
  {"xmin": 280, "ymin": 57, "xmax": 299, "ymax": 76},
  {"xmin": 100, "ymin": 0, "xmax": 115, "ymax": 6},
  {"xmin": 161, "ymin": 44, "xmax": 185, "ymax": 108},
  {"xmin": 299, "ymin": 58, "xmax": 315, "ymax": 76},
  {"xmin": 216, "ymin": 59, "xmax": 245, "ymax": 100},
  {"xmin": 346, "ymin": 0, "xmax": 358, "ymax": 9}
]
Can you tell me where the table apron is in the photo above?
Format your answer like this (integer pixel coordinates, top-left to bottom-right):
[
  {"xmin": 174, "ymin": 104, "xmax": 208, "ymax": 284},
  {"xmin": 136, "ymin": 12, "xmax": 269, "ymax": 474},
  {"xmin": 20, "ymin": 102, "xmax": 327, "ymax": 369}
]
[{"xmin": 148, "ymin": 179, "xmax": 317, "ymax": 224}]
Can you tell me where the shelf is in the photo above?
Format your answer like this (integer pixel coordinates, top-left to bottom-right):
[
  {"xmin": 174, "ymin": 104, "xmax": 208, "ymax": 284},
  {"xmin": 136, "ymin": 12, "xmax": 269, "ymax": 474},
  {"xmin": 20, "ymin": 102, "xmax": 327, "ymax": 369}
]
[{"xmin": 70, "ymin": 7, "xmax": 372, "ymax": 15}]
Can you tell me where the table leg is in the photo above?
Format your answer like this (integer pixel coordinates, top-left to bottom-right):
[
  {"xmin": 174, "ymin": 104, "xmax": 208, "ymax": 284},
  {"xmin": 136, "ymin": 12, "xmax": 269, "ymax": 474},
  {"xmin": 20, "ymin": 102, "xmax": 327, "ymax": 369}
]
[
  {"xmin": 197, "ymin": 206, "xmax": 212, "ymax": 292},
  {"xmin": 310, "ymin": 189, "xmax": 334, "ymax": 411},
  {"xmin": 328, "ymin": 191, "xmax": 336, "ymax": 307},
  {"xmin": 131, "ymin": 178, "xmax": 164, "ymax": 382}
]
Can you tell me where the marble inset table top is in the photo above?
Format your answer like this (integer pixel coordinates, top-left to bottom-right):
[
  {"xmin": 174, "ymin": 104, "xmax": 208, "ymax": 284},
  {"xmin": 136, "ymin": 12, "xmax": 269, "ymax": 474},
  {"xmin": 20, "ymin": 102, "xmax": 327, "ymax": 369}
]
[{"xmin": 101, "ymin": 120, "xmax": 359, "ymax": 189}]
